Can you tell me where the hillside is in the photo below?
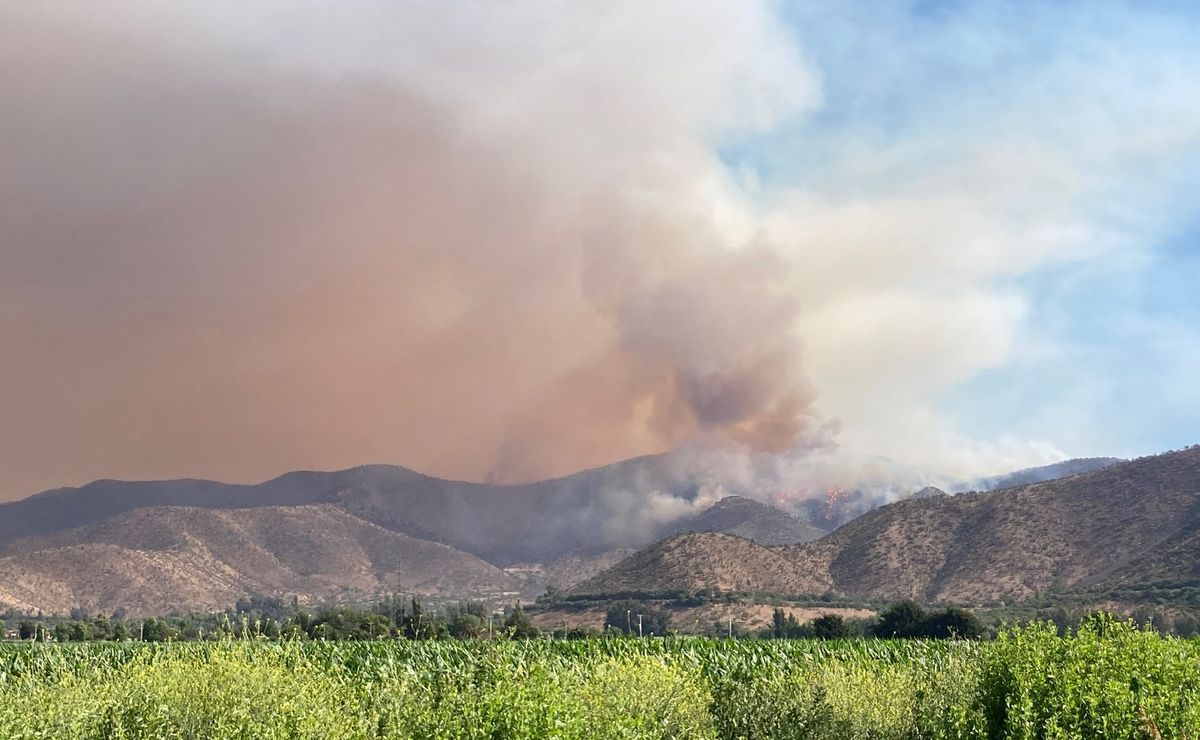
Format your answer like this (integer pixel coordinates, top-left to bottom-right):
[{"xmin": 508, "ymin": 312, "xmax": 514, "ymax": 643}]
[
  {"xmin": 0, "ymin": 448, "xmax": 1167, "ymax": 614},
  {"xmin": 0, "ymin": 505, "xmax": 518, "ymax": 615},
  {"xmin": 963, "ymin": 457, "xmax": 1123, "ymax": 492},
  {"xmin": 0, "ymin": 456, "xmax": 826, "ymax": 614},
  {"xmin": 576, "ymin": 446, "xmax": 1200, "ymax": 604},
  {"xmin": 661, "ymin": 496, "xmax": 826, "ymax": 545},
  {"xmin": 573, "ymin": 533, "xmax": 817, "ymax": 596},
  {"xmin": 0, "ymin": 455, "xmax": 808, "ymax": 567},
  {"xmin": 501, "ymin": 550, "xmax": 638, "ymax": 596}
]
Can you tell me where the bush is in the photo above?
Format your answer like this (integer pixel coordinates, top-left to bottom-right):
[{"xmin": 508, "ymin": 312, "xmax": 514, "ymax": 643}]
[{"xmin": 977, "ymin": 615, "xmax": 1200, "ymax": 737}]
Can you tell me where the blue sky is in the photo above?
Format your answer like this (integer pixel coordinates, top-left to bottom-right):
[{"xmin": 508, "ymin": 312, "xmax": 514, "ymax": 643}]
[
  {"xmin": 720, "ymin": 0, "xmax": 1200, "ymax": 461},
  {"xmin": 945, "ymin": 224, "xmax": 1200, "ymax": 457}
]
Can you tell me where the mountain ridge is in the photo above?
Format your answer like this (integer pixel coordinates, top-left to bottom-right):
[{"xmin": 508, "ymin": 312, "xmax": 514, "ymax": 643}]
[
  {"xmin": 0, "ymin": 504, "xmax": 519, "ymax": 615},
  {"xmin": 0, "ymin": 448, "xmax": 1164, "ymax": 615},
  {"xmin": 576, "ymin": 446, "xmax": 1200, "ymax": 605},
  {"xmin": 660, "ymin": 496, "xmax": 826, "ymax": 546},
  {"xmin": 0, "ymin": 457, "xmax": 716, "ymax": 564},
  {"xmin": 0, "ymin": 455, "xmax": 827, "ymax": 614}
]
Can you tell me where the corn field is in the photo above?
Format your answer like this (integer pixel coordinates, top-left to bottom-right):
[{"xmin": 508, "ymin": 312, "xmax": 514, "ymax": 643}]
[{"xmin": 1, "ymin": 618, "xmax": 1198, "ymax": 739}]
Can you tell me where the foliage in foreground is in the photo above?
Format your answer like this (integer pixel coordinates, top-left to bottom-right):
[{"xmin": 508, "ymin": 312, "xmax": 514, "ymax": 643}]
[{"xmin": 1, "ymin": 617, "xmax": 1198, "ymax": 739}]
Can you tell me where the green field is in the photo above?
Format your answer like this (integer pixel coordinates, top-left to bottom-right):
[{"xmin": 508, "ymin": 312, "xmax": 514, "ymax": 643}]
[{"xmin": 2, "ymin": 618, "xmax": 1197, "ymax": 739}]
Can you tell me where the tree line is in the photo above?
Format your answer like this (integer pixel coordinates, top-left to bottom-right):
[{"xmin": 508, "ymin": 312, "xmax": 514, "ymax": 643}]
[
  {"xmin": 0, "ymin": 598, "xmax": 1014, "ymax": 643},
  {"xmin": 0, "ymin": 596, "xmax": 540, "ymax": 642},
  {"xmin": 760, "ymin": 600, "xmax": 983, "ymax": 639}
]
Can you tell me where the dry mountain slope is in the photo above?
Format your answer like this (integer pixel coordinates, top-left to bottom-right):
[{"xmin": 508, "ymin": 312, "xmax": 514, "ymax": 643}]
[
  {"xmin": 661, "ymin": 496, "xmax": 825, "ymax": 545},
  {"xmin": 2, "ymin": 450, "xmax": 1133, "ymax": 614},
  {"xmin": 0, "ymin": 505, "xmax": 516, "ymax": 615},
  {"xmin": 0, "ymin": 456, "xmax": 818, "ymax": 566},
  {"xmin": 573, "ymin": 533, "xmax": 817, "ymax": 596},
  {"xmin": 578, "ymin": 446, "xmax": 1200, "ymax": 604},
  {"xmin": 820, "ymin": 445, "xmax": 1200, "ymax": 602},
  {"xmin": 963, "ymin": 457, "xmax": 1124, "ymax": 492},
  {"xmin": 0, "ymin": 457, "xmax": 826, "ymax": 614}
]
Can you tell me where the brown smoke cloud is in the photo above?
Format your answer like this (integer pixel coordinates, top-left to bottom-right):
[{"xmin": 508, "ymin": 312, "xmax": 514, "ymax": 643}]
[
  {"xmin": 0, "ymin": 0, "xmax": 827, "ymax": 499},
  {"xmin": 6, "ymin": 1, "xmax": 1191, "ymax": 503}
]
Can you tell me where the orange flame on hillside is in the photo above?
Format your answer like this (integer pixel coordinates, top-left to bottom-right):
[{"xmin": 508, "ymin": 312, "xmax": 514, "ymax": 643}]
[{"xmin": 825, "ymin": 485, "xmax": 848, "ymax": 505}]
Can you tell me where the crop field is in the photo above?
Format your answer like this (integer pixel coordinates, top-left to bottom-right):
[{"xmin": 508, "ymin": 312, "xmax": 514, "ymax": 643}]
[{"xmin": 1, "ymin": 618, "xmax": 1198, "ymax": 739}]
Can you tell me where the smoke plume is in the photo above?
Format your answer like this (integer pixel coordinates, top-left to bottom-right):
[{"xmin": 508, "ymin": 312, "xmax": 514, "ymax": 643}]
[{"xmin": 2, "ymin": 1, "xmax": 1197, "ymax": 502}]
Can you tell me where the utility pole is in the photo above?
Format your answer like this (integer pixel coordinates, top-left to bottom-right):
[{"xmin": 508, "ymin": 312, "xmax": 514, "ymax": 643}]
[
  {"xmin": 626, "ymin": 609, "xmax": 631, "ymax": 635},
  {"xmin": 637, "ymin": 614, "xmax": 643, "ymax": 638},
  {"xmin": 728, "ymin": 617, "xmax": 733, "ymax": 639},
  {"xmin": 394, "ymin": 553, "xmax": 405, "ymax": 638}
]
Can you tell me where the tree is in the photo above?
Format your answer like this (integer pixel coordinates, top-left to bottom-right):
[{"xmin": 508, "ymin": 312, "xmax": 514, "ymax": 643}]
[
  {"xmin": 89, "ymin": 616, "xmax": 112, "ymax": 641},
  {"xmin": 234, "ymin": 595, "xmax": 288, "ymax": 621},
  {"xmin": 311, "ymin": 607, "xmax": 392, "ymax": 640},
  {"xmin": 447, "ymin": 613, "xmax": 486, "ymax": 639},
  {"xmin": 875, "ymin": 600, "xmax": 927, "ymax": 638},
  {"xmin": 811, "ymin": 614, "xmax": 851, "ymax": 640},
  {"xmin": 111, "ymin": 622, "xmax": 130, "ymax": 641},
  {"xmin": 873, "ymin": 601, "xmax": 983, "ymax": 639},
  {"xmin": 502, "ymin": 603, "xmax": 539, "ymax": 639},
  {"xmin": 787, "ymin": 614, "xmax": 808, "ymax": 637},
  {"xmin": 142, "ymin": 618, "xmax": 180, "ymax": 642},
  {"xmin": 444, "ymin": 600, "xmax": 487, "ymax": 637},
  {"xmin": 402, "ymin": 597, "xmax": 435, "ymax": 640},
  {"xmin": 283, "ymin": 612, "xmax": 313, "ymax": 639},
  {"xmin": 18, "ymin": 620, "xmax": 36, "ymax": 640},
  {"xmin": 769, "ymin": 608, "xmax": 806, "ymax": 638},
  {"xmin": 70, "ymin": 621, "xmax": 92, "ymax": 642},
  {"xmin": 557, "ymin": 626, "xmax": 600, "ymax": 640},
  {"xmin": 377, "ymin": 593, "xmax": 403, "ymax": 630},
  {"xmin": 923, "ymin": 607, "xmax": 984, "ymax": 639},
  {"xmin": 1172, "ymin": 612, "xmax": 1200, "ymax": 637}
]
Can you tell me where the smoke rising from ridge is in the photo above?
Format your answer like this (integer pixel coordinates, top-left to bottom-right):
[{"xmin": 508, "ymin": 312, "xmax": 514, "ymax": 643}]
[
  {"xmin": 0, "ymin": 0, "xmax": 829, "ymax": 497},
  {"xmin": 2, "ymin": 1, "xmax": 1199, "ymax": 502}
]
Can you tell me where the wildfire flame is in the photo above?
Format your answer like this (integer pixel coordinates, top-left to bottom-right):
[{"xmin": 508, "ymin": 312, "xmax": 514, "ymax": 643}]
[{"xmin": 825, "ymin": 485, "xmax": 848, "ymax": 506}]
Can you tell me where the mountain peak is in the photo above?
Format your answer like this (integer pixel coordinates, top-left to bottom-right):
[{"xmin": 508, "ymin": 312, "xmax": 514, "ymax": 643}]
[{"xmin": 663, "ymin": 496, "xmax": 827, "ymax": 546}]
